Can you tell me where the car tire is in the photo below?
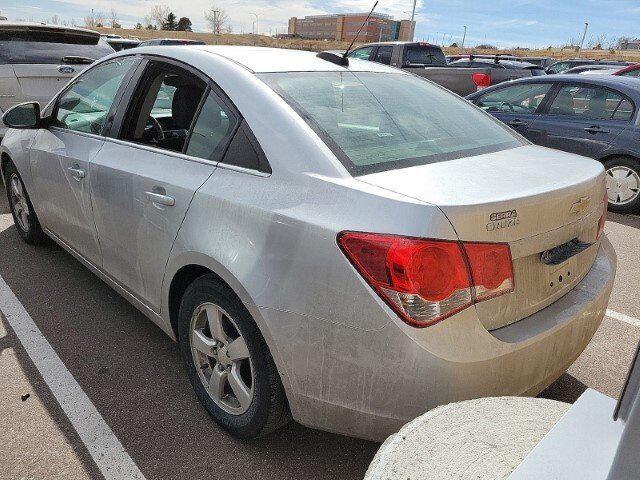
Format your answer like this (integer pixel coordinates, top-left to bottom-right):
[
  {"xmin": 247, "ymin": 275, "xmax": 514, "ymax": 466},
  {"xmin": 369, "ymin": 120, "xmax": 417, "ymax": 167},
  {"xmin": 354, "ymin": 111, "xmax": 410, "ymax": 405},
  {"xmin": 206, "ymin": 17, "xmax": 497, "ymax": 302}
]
[
  {"xmin": 178, "ymin": 274, "xmax": 290, "ymax": 438},
  {"xmin": 603, "ymin": 157, "xmax": 640, "ymax": 214},
  {"xmin": 4, "ymin": 161, "xmax": 48, "ymax": 245}
]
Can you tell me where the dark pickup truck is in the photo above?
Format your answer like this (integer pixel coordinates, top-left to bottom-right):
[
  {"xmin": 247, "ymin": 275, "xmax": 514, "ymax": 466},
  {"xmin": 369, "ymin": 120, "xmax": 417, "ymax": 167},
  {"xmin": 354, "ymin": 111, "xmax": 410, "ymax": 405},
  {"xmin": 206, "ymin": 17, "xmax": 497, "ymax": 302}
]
[{"xmin": 346, "ymin": 42, "xmax": 544, "ymax": 96}]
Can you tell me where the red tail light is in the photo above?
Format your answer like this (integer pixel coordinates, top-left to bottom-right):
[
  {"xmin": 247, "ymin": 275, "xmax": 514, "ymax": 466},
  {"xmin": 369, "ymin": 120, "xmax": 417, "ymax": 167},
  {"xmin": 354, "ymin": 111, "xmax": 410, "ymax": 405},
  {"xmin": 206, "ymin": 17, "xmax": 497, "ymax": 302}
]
[
  {"xmin": 472, "ymin": 73, "xmax": 492, "ymax": 89},
  {"xmin": 338, "ymin": 232, "xmax": 514, "ymax": 328}
]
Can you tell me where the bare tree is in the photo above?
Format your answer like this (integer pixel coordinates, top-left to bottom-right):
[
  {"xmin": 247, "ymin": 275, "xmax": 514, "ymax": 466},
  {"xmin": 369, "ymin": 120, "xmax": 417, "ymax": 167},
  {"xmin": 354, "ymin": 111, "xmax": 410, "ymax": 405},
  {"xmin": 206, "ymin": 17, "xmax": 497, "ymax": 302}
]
[
  {"xmin": 49, "ymin": 14, "xmax": 60, "ymax": 25},
  {"xmin": 108, "ymin": 8, "xmax": 120, "ymax": 28},
  {"xmin": 148, "ymin": 5, "xmax": 170, "ymax": 29},
  {"xmin": 587, "ymin": 33, "xmax": 607, "ymax": 50},
  {"xmin": 84, "ymin": 10, "xmax": 105, "ymax": 28},
  {"xmin": 204, "ymin": 6, "xmax": 230, "ymax": 34}
]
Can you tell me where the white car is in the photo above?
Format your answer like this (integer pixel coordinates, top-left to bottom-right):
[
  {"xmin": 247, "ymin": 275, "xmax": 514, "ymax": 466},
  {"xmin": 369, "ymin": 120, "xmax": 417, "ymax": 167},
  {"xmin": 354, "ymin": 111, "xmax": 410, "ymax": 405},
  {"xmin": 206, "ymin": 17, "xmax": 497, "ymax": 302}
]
[{"xmin": 0, "ymin": 22, "xmax": 113, "ymax": 138}]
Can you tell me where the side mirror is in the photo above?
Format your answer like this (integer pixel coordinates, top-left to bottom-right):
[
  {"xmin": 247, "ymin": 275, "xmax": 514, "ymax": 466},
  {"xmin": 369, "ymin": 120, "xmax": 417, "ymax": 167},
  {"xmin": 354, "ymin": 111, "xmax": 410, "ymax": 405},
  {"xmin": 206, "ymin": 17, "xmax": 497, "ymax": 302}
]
[{"xmin": 2, "ymin": 102, "xmax": 41, "ymax": 129}]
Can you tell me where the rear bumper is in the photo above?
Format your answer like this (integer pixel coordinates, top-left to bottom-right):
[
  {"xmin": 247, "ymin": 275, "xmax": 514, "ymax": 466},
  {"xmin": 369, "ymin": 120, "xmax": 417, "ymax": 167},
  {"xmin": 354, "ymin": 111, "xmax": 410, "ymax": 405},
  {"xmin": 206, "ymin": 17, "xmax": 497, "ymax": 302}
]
[{"xmin": 261, "ymin": 238, "xmax": 616, "ymax": 441}]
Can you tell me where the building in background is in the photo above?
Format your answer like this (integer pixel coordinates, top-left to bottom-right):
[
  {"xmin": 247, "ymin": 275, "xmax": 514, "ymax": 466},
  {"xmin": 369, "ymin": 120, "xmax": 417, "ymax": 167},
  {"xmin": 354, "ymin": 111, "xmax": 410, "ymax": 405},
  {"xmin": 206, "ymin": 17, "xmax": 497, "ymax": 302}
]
[
  {"xmin": 619, "ymin": 39, "xmax": 640, "ymax": 50},
  {"xmin": 288, "ymin": 13, "xmax": 415, "ymax": 42}
]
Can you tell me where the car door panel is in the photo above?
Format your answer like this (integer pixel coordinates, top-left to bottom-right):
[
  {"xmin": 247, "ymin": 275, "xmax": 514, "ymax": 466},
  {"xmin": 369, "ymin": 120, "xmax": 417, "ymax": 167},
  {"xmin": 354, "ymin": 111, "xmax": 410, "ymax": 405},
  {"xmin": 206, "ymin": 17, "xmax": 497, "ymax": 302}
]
[
  {"xmin": 532, "ymin": 83, "xmax": 632, "ymax": 159},
  {"xmin": 89, "ymin": 142, "xmax": 216, "ymax": 310},
  {"xmin": 29, "ymin": 128, "xmax": 103, "ymax": 264}
]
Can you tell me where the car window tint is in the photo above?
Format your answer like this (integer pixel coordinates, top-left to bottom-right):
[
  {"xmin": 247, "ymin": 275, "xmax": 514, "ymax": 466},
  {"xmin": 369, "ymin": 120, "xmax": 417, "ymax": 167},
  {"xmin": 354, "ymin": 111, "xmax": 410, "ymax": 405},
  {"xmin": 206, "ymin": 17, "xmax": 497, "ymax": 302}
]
[
  {"xmin": 54, "ymin": 57, "xmax": 136, "ymax": 134},
  {"xmin": 373, "ymin": 46, "xmax": 393, "ymax": 65},
  {"xmin": 348, "ymin": 47, "xmax": 373, "ymax": 60},
  {"xmin": 549, "ymin": 85, "xmax": 634, "ymax": 121},
  {"xmin": 476, "ymin": 83, "xmax": 552, "ymax": 114},
  {"xmin": 185, "ymin": 91, "xmax": 238, "ymax": 161},
  {"xmin": 122, "ymin": 64, "xmax": 206, "ymax": 153},
  {"xmin": 621, "ymin": 69, "xmax": 640, "ymax": 78}
]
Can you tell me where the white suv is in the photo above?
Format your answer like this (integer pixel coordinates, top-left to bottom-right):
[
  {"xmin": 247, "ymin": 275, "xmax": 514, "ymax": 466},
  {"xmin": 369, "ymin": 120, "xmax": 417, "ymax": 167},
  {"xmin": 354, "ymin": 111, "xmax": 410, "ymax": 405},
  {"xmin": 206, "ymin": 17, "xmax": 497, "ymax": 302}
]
[{"xmin": 0, "ymin": 22, "xmax": 113, "ymax": 138}]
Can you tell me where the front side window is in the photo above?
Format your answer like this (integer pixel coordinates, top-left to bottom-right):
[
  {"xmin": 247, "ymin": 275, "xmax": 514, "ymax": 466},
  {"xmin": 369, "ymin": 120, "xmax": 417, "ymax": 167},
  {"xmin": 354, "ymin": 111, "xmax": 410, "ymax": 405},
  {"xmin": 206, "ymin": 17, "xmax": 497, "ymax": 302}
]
[
  {"xmin": 373, "ymin": 46, "xmax": 393, "ymax": 65},
  {"xmin": 548, "ymin": 85, "xmax": 635, "ymax": 121},
  {"xmin": 348, "ymin": 47, "xmax": 373, "ymax": 60},
  {"xmin": 547, "ymin": 62, "xmax": 569, "ymax": 74},
  {"xmin": 54, "ymin": 57, "xmax": 136, "ymax": 134},
  {"xmin": 185, "ymin": 91, "xmax": 238, "ymax": 161},
  {"xmin": 121, "ymin": 63, "xmax": 206, "ymax": 153},
  {"xmin": 475, "ymin": 83, "xmax": 552, "ymax": 114},
  {"xmin": 260, "ymin": 71, "xmax": 522, "ymax": 175}
]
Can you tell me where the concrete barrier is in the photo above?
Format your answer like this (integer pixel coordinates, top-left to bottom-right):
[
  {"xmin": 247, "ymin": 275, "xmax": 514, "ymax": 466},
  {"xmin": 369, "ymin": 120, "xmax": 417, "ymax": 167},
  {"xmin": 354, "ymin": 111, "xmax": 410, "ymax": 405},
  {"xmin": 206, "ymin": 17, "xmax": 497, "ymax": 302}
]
[{"xmin": 364, "ymin": 397, "xmax": 570, "ymax": 480}]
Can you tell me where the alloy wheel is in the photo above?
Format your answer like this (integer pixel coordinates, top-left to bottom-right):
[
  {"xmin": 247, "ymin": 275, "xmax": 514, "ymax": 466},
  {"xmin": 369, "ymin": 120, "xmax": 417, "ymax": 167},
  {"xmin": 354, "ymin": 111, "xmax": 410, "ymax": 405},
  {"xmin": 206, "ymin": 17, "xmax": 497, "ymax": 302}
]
[
  {"xmin": 190, "ymin": 303, "xmax": 254, "ymax": 415},
  {"xmin": 606, "ymin": 166, "xmax": 640, "ymax": 206},
  {"xmin": 9, "ymin": 174, "xmax": 30, "ymax": 232}
]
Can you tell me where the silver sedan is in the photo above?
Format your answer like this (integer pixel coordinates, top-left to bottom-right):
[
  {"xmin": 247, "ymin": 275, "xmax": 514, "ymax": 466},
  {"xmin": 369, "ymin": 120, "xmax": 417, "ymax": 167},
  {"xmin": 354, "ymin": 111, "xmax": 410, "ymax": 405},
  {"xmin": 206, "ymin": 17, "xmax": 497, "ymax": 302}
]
[{"xmin": 0, "ymin": 46, "xmax": 616, "ymax": 441}]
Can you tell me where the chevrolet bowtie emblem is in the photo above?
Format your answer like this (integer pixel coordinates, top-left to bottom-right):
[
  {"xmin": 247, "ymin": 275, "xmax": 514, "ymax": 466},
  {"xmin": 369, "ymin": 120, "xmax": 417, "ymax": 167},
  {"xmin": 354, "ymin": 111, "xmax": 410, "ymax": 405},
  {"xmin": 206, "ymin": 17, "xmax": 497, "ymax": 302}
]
[{"xmin": 571, "ymin": 196, "xmax": 591, "ymax": 215}]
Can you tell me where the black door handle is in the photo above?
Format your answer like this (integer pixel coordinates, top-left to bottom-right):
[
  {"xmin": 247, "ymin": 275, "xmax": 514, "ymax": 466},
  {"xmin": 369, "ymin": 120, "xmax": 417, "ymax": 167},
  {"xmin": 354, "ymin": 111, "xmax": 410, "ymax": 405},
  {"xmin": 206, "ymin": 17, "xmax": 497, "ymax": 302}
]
[{"xmin": 584, "ymin": 125, "xmax": 610, "ymax": 134}]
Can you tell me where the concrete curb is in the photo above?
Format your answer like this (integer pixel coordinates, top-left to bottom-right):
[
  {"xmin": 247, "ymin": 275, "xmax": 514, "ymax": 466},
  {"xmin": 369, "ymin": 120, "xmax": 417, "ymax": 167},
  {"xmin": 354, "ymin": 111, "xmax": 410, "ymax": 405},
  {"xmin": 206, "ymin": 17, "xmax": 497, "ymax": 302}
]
[{"xmin": 364, "ymin": 397, "xmax": 571, "ymax": 480}]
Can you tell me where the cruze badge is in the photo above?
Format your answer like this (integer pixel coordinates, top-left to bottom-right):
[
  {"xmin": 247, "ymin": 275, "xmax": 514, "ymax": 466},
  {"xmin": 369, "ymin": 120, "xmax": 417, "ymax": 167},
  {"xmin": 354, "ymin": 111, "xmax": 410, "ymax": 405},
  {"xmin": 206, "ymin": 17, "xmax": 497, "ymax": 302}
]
[
  {"xmin": 487, "ymin": 210, "xmax": 519, "ymax": 231},
  {"xmin": 570, "ymin": 196, "xmax": 591, "ymax": 215},
  {"xmin": 58, "ymin": 66, "xmax": 75, "ymax": 74}
]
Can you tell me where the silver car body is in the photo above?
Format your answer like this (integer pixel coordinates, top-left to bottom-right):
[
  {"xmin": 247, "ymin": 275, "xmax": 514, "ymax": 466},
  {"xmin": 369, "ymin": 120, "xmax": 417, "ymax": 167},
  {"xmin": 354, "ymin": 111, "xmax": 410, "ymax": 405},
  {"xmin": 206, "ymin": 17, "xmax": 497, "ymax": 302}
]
[{"xmin": 0, "ymin": 46, "xmax": 616, "ymax": 441}]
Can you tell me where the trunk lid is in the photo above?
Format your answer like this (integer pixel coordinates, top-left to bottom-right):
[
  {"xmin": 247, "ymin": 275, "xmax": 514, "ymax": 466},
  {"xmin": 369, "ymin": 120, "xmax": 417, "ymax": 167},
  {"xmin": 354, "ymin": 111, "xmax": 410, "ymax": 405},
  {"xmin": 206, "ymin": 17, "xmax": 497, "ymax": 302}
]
[{"xmin": 358, "ymin": 145, "xmax": 606, "ymax": 330}]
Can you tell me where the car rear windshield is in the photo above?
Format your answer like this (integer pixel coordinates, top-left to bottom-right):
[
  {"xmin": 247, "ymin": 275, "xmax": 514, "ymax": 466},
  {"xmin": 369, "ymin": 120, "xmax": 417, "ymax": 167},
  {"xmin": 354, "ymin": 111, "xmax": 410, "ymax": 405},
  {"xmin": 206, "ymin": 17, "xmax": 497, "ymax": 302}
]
[
  {"xmin": 260, "ymin": 71, "xmax": 522, "ymax": 175},
  {"xmin": 403, "ymin": 44, "xmax": 447, "ymax": 66},
  {"xmin": 0, "ymin": 29, "xmax": 113, "ymax": 64}
]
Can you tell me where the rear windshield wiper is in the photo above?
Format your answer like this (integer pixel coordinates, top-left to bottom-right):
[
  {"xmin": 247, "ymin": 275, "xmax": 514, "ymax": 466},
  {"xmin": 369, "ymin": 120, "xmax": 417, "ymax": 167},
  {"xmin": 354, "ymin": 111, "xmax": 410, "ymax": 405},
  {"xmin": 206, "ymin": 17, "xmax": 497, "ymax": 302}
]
[{"xmin": 61, "ymin": 56, "xmax": 95, "ymax": 65}]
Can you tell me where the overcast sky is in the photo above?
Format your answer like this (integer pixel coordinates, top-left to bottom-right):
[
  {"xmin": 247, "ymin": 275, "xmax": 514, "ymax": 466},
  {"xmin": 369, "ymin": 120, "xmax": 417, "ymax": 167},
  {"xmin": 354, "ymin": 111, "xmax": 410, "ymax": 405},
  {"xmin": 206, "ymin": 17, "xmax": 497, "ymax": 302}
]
[{"xmin": 2, "ymin": 0, "xmax": 638, "ymax": 48}]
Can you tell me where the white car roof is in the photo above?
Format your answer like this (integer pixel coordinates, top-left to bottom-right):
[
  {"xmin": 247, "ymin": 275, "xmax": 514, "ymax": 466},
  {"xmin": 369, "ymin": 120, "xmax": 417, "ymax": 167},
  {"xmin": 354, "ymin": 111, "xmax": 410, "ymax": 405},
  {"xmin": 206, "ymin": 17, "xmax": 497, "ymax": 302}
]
[{"xmin": 182, "ymin": 45, "xmax": 403, "ymax": 74}]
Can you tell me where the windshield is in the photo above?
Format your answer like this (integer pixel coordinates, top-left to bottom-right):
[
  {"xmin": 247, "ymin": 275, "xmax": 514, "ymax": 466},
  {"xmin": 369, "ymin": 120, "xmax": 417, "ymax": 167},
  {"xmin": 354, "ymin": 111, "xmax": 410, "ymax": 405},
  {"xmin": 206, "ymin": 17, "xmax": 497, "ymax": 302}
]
[
  {"xmin": 0, "ymin": 30, "xmax": 114, "ymax": 64},
  {"xmin": 260, "ymin": 71, "xmax": 522, "ymax": 175},
  {"xmin": 404, "ymin": 45, "xmax": 447, "ymax": 66}
]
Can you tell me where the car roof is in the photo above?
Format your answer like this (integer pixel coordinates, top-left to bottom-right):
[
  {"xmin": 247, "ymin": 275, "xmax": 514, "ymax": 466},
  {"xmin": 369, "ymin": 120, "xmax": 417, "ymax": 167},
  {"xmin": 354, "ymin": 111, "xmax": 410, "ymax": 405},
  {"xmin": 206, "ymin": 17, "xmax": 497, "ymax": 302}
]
[
  {"xmin": 467, "ymin": 73, "xmax": 640, "ymax": 100},
  {"xmin": 452, "ymin": 58, "xmax": 538, "ymax": 68},
  {"xmin": 0, "ymin": 21, "xmax": 99, "ymax": 37},
  {"xmin": 149, "ymin": 45, "xmax": 404, "ymax": 74}
]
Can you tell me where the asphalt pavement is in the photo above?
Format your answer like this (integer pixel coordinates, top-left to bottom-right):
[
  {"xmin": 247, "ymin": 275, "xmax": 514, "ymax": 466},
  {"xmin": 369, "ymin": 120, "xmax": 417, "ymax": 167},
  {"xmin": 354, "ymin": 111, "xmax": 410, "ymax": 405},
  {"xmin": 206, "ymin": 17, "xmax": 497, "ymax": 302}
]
[{"xmin": 0, "ymin": 190, "xmax": 638, "ymax": 480}]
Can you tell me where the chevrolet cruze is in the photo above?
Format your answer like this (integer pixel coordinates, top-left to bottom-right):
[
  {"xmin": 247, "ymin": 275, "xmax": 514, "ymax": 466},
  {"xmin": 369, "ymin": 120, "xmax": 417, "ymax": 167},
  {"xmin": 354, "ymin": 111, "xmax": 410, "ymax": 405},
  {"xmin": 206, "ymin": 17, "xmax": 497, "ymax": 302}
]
[{"xmin": 0, "ymin": 46, "xmax": 616, "ymax": 441}]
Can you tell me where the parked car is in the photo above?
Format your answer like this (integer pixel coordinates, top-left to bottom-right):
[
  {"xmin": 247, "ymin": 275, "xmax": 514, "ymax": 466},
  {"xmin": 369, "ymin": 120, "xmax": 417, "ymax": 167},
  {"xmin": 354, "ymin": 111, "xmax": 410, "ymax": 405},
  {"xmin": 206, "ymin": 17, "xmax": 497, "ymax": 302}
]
[
  {"xmin": 138, "ymin": 38, "xmax": 206, "ymax": 47},
  {"xmin": 100, "ymin": 34, "xmax": 141, "ymax": 51},
  {"xmin": 1, "ymin": 46, "xmax": 614, "ymax": 441},
  {"xmin": 547, "ymin": 59, "xmax": 631, "ymax": 74},
  {"xmin": 0, "ymin": 22, "xmax": 114, "ymax": 139},
  {"xmin": 563, "ymin": 64, "xmax": 621, "ymax": 74},
  {"xmin": 467, "ymin": 75, "xmax": 640, "ymax": 213},
  {"xmin": 347, "ymin": 43, "xmax": 542, "ymax": 95},
  {"xmin": 614, "ymin": 63, "xmax": 640, "ymax": 78},
  {"xmin": 449, "ymin": 57, "xmax": 546, "ymax": 75}
]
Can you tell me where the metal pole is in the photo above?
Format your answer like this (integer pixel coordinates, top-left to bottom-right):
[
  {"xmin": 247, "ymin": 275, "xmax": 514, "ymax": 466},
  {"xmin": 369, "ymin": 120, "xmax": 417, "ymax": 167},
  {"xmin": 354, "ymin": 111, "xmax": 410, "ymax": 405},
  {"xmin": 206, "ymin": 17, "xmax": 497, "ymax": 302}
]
[
  {"xmin": 410, "ymin": 0, "xmax": 417, "ymax": 41},
  {"xmin": 250, "ymin": 12, "xmax": 258, "ymax": 35},
  {"xmin": 461, "ymin": 25, "xmax": 467, "ymax": 49},
  {"xmin": 579, "ymin": 22, "xmax": 589, "ymax": 50}
]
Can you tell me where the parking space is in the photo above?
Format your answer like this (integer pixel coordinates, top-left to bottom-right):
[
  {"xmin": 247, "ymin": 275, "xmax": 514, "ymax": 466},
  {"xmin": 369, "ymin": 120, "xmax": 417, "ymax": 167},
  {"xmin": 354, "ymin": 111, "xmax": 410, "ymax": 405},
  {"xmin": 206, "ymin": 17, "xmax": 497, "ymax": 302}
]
[{"xmin": 0, "ymin": 190, "xmax": 639, "ymax": 480}]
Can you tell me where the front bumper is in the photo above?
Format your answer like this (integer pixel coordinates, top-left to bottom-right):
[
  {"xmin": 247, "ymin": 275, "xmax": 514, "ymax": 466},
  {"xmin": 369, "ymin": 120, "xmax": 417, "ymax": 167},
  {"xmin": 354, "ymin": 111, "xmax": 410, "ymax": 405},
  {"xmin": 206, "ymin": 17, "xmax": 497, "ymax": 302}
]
[{"xmin": 260, "ymin": 238, "xmax": 616, "ymax": 441}]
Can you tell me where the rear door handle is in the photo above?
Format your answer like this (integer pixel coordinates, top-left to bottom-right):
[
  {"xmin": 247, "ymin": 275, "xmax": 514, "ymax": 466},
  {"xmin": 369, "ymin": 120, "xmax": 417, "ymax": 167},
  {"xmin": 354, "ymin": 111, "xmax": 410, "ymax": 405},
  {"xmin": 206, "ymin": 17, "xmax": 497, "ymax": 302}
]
[
  {"xmin": 584, "ymin": 126, "xmax": 610, "ymax": 134},
  {"xmin": 508, "ymin": 120, "xmax": 526, "ymax": 127},
  {"xmin": 67, "ymin": 165, "xmax": 86, "ymax": 180},
  {"xmin": 145, "ymin": 191, "xmax": 175, "ymax": 207}
]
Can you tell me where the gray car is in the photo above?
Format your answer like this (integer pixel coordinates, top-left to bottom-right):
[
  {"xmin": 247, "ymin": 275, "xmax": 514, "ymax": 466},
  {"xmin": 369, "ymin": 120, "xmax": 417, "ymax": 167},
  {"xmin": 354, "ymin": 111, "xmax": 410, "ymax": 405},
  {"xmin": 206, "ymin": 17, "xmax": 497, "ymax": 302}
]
[{"xmin": 0, "ymin": 46, "xmax": 616, "ymax": 441}]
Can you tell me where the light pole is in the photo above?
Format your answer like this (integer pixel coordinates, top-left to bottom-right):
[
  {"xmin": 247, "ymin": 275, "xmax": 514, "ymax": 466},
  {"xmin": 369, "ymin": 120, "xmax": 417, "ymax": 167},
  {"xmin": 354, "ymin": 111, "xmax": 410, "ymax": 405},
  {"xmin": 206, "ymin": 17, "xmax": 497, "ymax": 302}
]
[
  {"xmin": 250, "ymin": 12, "xmax": 258, "ymax": 35},
  {"xmin": 579, "ymin": 22, "xmax": 589, "ymax": 50},
  {"xmin": 410, "ymin": 0, "xmax": 417, "ymax": 41},
  {"xmin": 213, "ymin": 10, "xmax": 219, "ymax": 34},
  {"xmin": 461, "ymin": 25, "xmax": 467, "ymax": 49}
]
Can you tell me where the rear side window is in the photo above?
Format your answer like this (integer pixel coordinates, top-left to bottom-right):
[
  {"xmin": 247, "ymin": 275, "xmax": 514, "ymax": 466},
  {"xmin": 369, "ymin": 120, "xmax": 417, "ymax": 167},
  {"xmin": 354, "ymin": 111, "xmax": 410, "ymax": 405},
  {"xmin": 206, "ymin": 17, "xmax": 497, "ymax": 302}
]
[
  {"xmin": 0, "ymin": 29, "xmax": 114, "ymax": 64},
  {"xmin": 185, "ymin": 91, "xmax": 238, "ymax": 161},
  {"xmin": 54, "ymin": 57, "xmax": 136, "ymax": 134},
  {"xmin": 475, "ymin": 83, "xmax": 552, "ymax": 114},
  {"xmin": 348, "ymin": 47, "xmax": 373, "ymax": 60},
  {"xmin": 373, "ymin": 46, "xmax": 393, "ymax": 65},
  {"xmin": 403, "ymin": 45, "xmax": 446, "ymax": 66},
  {"xmin": 620, "ymin": 69, "xmax": 640, "ymax": 78},
  {"xmin": 548, "ymin": 85, "xmax": 635, "ymax": 121}
]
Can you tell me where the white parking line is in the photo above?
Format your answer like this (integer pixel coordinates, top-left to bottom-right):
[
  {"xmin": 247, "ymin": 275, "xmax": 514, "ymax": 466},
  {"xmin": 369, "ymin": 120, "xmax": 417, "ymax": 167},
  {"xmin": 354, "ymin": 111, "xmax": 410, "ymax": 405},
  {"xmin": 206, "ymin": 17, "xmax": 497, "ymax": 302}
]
[
  {"xmin": 606, "ymin": 309, "xmax": 640, "ymax": 327},
  {"xmin": 0, "ymin": 274, "xmax": 146, "ymax": 480}
]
